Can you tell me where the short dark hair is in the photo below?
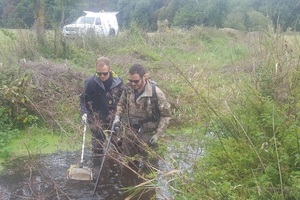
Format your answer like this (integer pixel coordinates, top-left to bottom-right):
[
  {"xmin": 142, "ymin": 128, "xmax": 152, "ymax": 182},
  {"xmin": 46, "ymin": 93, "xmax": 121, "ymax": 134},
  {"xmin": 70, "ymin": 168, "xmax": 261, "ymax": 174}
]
[{"xmin": 129, "ymin": 64, "xmax": 146, "ymax": 77}]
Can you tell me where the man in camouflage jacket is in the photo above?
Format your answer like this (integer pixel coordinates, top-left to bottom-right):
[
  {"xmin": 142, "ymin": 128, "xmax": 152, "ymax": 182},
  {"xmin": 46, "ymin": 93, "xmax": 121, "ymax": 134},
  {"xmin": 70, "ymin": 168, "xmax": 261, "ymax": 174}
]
[{"xmin": 113, "ymin": 64, "xmax": 171, "ymax": 157}]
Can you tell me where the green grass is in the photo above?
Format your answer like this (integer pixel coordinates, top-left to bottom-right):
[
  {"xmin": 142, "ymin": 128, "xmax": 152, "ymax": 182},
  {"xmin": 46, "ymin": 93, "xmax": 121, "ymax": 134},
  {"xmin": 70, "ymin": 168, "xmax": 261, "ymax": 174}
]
[
  {"xmin": 9, "ymin": 130, "xmax": 80, "ymax": 155},
  {"xmin": 0, "ymin": 126, "xmax": 87, "ymax": 172}
]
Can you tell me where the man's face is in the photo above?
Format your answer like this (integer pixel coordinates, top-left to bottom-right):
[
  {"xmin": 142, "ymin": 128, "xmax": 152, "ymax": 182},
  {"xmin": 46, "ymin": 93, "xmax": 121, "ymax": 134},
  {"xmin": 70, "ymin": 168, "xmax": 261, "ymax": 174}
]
[
  {"xmin": 128, "ymin": 73, "xmax": 145, "ymax": 91},
  {"xmin": 96, "ymin": 64, "xmax": 110, "ymax": 81}
]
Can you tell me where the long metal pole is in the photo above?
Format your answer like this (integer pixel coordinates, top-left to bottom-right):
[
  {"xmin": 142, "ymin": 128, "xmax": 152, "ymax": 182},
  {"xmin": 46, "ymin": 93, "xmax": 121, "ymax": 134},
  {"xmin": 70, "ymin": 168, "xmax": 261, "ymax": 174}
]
[
  {"xmin": 79, "ymin": 123, "xmax": 87, "ymax": 168},
  {"xmin": 92, "ymin": 123, "xmax": 115, "ymax": 195}
]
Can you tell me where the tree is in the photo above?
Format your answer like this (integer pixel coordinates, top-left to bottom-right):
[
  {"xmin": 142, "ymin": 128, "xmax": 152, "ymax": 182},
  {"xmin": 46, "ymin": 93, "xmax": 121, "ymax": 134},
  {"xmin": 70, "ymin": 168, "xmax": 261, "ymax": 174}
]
[
  {"xmin": 162, "ymin": 0, "xmax": 228, "ymax": 29},
  {"xmin": 117, "ymin": 0, "xmax": 133, "ymax": 28},
  {"xmin": 224, "ymin": 9, "xmax": 247, "ymax": 31},
  {"xmin": 245, "ymin": 10, "xmax": 269, "ymax": 31},
  {"xmin": 132, "ymin": 0, "xmax": 163, "ymax": 31},
  {"xmin": 117, "ymin": 0, "xmax": 163, "ymax": 31},
  {"xmin": 33, "ymin": 0, "xmax": 45, "ymax": 45},
  {"xmin": 269, "ymin": 0, "xmax": 300, "ymax": 31},
  {"xmin": 1, "ymin": 0, "xmax": 300, "ymax": 32},
  {"xmin": 173, "ymin": 6, "xmax": 202, "ymax": 29},
  {"xmin": 157, "ymin": 0, "xmax": 185, "ymax": 26},
  {"xmin": 206, "ymin": 0, "xmax": 228, "ymax": 27}
]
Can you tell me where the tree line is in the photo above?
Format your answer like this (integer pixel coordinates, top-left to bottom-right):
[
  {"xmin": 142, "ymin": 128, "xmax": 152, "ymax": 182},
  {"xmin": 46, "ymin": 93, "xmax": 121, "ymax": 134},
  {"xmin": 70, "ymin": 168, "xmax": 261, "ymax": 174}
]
[{"xmin": 0, "ymin": 0, "xmax": 300, "ymax": 32}]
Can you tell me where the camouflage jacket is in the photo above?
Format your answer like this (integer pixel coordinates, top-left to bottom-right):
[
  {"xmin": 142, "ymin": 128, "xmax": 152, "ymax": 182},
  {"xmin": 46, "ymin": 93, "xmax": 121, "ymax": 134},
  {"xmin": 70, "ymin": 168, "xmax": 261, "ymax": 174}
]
[{"xmin": 116, "ymin": 79, "xmax": 171, "ymax": 136}]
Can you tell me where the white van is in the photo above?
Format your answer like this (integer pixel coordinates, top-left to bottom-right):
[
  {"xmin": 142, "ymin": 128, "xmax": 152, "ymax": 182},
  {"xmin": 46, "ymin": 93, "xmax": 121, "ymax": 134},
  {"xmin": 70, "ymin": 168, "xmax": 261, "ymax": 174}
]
[{"xmin": 62, "ymin": 11, "xmax": 119, "ymax": 37}]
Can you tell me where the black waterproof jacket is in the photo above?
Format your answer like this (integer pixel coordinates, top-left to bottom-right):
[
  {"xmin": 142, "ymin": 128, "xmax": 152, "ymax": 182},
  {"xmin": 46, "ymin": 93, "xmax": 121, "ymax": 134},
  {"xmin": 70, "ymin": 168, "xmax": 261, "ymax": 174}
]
[{"xmin": 79, "ymin": 72, "xmax": 123, "ymax": 122}]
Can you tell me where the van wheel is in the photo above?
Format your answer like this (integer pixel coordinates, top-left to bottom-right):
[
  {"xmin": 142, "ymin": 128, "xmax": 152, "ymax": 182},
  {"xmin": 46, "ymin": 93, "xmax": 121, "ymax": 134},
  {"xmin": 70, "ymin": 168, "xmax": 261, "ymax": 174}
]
[{"xmin": 109, "ymin": 29, "xmax": 116, "ymax": 36}]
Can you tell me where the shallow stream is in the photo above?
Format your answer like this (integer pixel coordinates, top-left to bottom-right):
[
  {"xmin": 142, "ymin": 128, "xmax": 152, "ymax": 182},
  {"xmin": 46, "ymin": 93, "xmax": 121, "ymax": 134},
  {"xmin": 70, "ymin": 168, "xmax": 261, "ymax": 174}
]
[
  {"xmin": 0, "ymin": 133, "xmax": 202, "ymax": 200},
  {"xmin": 0, "ymin": 149, "xmax": 153, "ymax": 200}
]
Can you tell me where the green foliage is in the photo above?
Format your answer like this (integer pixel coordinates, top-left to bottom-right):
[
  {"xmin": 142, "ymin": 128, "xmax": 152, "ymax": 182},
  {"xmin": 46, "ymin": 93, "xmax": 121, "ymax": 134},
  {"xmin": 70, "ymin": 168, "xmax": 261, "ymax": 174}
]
[
  {"xmin": 246, "ymin": 10, "xmax": 269, "ymax": 31},
  {"xmin": 224, "ymin": 9, "xmax": 269, "ymax": 31},
  {"xmin": 173, "ymin": 6, "xmax": 202, "ymax": 29},
  {"xmin": 224, "ymin": 10, "xmax": 247, "ymax": 31},
  {"xmin": 0, "ymin": 29, "xmax": 39, "ymax": 61},
  {"xmin": 0, "ymin": 67, "xmax": 40, "ymax": 129},
  {"xmin": 1, "ymin": 125, "xmax": 81, "ymax": 159},
  {"xmin": 0, "ymin": 129, "xmax": 20, "ymax": 159},
  {"xmin": 1, "ymin": 0, "xmax": 300, "ymax": 32},
  {"xmin": 170, "ymin": 30, "xmax": 300, "ymax": 199},
  {"xmin": 0, "ymin": 106, "xmax": 20, "ymax": 159},
  {"xmin": 66, "ymin": 43, "xmax": 95, "ymax": 67},
  {"xmin": 173, "ymin": 0, "xmax": 228, "ymax": 29},
  {"xmin": 0, "ymin": 28, "xmax": 17, "ymax": 40}
]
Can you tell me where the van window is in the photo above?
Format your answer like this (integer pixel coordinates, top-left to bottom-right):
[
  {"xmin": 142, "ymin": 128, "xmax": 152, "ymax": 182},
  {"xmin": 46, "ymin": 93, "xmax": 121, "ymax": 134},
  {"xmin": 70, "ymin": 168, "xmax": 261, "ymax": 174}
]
[
  {"xmin": 76, "ymin": 16, "xmax": 95, "ymax": 25},
  {"xmin": 95, "ymin": 18, "xmax": 101, "ymax": 25}
]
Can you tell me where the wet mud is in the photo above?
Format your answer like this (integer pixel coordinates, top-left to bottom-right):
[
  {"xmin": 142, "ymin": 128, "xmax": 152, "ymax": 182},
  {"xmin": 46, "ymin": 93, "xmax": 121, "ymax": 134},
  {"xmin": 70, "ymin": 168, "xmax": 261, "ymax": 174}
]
[{"xmin": 0, "ymin": 150, "xmax": 154, "ymax": 200}]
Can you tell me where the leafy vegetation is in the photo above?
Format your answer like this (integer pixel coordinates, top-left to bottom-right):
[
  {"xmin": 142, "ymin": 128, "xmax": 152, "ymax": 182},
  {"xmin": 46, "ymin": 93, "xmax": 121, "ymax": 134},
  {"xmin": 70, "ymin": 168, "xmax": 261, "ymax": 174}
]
[
  {"xmin": 1, "ymin": 0, "xmax": 300, "ymax": 32},
  {"xmin": 165, "ymin": 30, "xmax": 300, "ymax": 199}
]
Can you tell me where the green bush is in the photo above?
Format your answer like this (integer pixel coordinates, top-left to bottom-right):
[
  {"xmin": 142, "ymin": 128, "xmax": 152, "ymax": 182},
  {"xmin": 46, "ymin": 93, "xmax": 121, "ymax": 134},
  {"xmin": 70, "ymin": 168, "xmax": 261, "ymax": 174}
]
[{"xmin": 171, "ymin": 30, "xmax": 300, "ymax": 199}]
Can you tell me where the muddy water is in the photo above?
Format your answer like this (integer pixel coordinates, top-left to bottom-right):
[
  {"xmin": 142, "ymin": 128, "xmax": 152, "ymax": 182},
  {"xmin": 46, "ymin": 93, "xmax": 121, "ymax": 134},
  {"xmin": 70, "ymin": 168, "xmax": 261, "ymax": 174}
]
[
  {"xmin": 0, "ymin": 137, "xmax": 202, "ymax": 200},
  {"xmin": 0, "ymin": 149, "xmax": 153, "ymax": 200}
]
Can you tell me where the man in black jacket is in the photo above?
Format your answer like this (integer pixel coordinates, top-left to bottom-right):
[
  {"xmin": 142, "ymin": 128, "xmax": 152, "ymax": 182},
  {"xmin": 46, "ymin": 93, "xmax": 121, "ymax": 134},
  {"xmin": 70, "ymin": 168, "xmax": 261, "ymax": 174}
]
[{"xmin": 80, "ymin": 57, "xmax": 123, "ymax": 156}]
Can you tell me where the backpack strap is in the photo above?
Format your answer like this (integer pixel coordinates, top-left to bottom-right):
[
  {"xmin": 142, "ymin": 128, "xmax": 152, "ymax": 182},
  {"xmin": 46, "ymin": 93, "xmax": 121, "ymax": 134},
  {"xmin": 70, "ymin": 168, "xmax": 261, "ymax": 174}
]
[
  {"xmin": 134, "ymin": 81, "xmax": 160, "ymax": 125},
  {"xmin": 150, "ymin": 82, "xmax": 160, "ymax": 122},
  {"xmin": 138, "ymin": 82, "xmax": 160, "ymax": 125}
]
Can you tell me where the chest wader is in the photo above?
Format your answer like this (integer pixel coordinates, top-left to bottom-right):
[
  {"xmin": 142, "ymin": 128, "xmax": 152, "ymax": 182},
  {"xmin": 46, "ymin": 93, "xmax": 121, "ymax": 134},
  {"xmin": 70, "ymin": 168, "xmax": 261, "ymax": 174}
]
[
  {"xmin": 122, "ymin": 83, "xmax": 160, "ymax": 156},
  {"xmin": 129, "ymin": 82, "xmax": 160, "ymax": 134},
  {"xmin": 89, "ymin": 116, "xmax": 109, "ymax": 158}
]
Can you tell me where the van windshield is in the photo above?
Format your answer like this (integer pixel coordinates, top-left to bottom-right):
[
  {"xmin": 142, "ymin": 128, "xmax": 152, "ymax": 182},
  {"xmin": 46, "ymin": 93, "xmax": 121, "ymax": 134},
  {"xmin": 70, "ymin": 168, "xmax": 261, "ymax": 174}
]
[{"xmin": 75, "ymin": 16, "xmax": 95, "ymax": 25}]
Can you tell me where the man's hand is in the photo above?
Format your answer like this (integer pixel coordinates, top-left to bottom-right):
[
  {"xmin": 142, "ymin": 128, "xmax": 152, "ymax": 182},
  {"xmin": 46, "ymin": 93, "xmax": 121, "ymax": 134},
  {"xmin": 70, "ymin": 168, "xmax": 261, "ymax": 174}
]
[
  {"xmin": 113, "ymin": 126, "xmax": 121, "ymax": 136},
  {"xmin": 106, "ymin": 111, "xmax": 114, "ymax": 123},
  {"xmin": 113, "ymin": 116, "xmax": 120, "ymax": 125},
  {"xmin": 149, "ymin": 134, "xmax": 159, "ymax": 145},
  {"xmin": 81, "ymin": 113, "xmax": 87, "ymax": 125}
]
